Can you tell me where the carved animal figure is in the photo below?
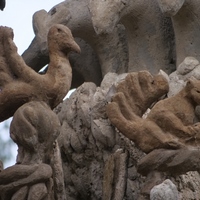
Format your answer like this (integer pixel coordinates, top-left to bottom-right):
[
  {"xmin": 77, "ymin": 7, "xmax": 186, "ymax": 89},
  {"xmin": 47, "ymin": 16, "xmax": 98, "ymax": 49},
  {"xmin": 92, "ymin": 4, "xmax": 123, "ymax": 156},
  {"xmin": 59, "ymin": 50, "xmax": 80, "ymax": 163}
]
[
  {"xmin": 147, "ymin": 77, "xmax": 200, "ymax": 141},
  {"xmin": 89, "ymin": 0, "xmax": 175, "ymax": 74},
  {"xmin": 157, "ymin": 0, "xmax": 200, "ymax": 66},
  {"xmin": 107, "ymin": 72, "xmax": 200, "ymax": 153},
  {"xmin": 0, "ymin": 24, "xmax": 80, "ymax": 122},
  {"xmin": 0, "ymin": 101, "xmax": 61, "ymax": 200},
  {"xmin": 22, "ymin": 0, "xmax": 128, "ymax": 88}
]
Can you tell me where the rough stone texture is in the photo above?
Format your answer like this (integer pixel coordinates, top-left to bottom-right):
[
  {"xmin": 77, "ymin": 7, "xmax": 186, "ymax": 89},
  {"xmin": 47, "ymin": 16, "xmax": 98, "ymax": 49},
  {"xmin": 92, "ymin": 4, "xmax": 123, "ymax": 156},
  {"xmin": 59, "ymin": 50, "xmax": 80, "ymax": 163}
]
[
  {"xmin": 104, "ymin": 71, "xmax": 200, "ymax": 198},
  {"xmin": 0, "ymin": 24, "xmax": 74, "ymax": 199},
  {"xmin": 2, "ymin": 1, "xmax": 200, "ymax": 199},
  {"xmin": 138, "ymin": 148, "xmax": 200, "ymax": 176},
  {"xmin": 2, "ymin": 69, "xmax": 200, "ymax": 199},
  {"xmin": 22, "ymin": 0, "xmax": 128, "ymax": 88},
  {"xmin": 107, "ymin": 72, "xmax": 200, "ymax": 153},
  {"xmin": 157, "ymin": 0, "xmax": 200, "ymax": 67},
  {"xmin": 150, "ymin": 179, "xmax": 179, "ymax": 200},
  {"xmin": 89, "ymin": 0, "xmax": 176, "ymax": 74},
  {"xmin": 0, "ymin": 24, "xmax": 80, "ymax": 122},
  {"xmin": 55, "ymin": 71, "xmax": 200, "ymax": 199},
  {"xmin": 168, "ymin": 57, "xmax": 200, "ymax": 97},
  {"xmin": 0, "ymin": 101, "xmax": 63, "ymax": 200},
  {"xmin": 175, "ymin": 171, "xmax": 200, "ymax": 200},
  {"xmin": 56, "ymin": 73, "xmax": 146, "ymax": 200}
]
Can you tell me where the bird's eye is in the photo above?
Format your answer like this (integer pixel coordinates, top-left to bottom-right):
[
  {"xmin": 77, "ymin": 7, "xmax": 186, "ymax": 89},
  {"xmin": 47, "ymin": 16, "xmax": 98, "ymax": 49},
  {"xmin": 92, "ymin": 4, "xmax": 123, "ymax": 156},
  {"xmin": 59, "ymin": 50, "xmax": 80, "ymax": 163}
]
[{"xmin": 57, "ymin": 28, "xmax": 62, "ymax": 32}]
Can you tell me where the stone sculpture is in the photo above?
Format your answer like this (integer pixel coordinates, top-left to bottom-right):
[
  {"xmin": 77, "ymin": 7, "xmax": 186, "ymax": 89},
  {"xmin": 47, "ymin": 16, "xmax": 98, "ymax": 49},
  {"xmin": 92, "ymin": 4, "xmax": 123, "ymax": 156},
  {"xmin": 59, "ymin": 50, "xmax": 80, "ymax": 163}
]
[
  {"xmin": 0, "ymin": 24, "xmax": 79, "ymax": 199},
  {"xmin": 105, "ymin": 70, "xmax": 200, "ymax": 197},
  {"xmin": 56, "ymin": 73, "xmax": 145, "ymax": 199},
  {"xmin": 2, "ymin": 0, "xmax": 200, "ymax": 199},
  {"xmin": 107, "ymin": 71, "xmax": 200, "ymax": 153},
  {"xmin": 22, "ymin": 0, "xmax": 128, "ymax": 88},
  {"xmin": 89, "ymin": 0, "xmax": 176, "ymax": 74},
  {"xmin": 0, "ymin": 102, "xmax": 59, "ymax": 200},
  {"xmin": 0, "ymin": 24, "xmax": 80, "ymax": 122},
  {"xmin": 157, "ymin": 0, "xmax": 200, "ymax": 66}
]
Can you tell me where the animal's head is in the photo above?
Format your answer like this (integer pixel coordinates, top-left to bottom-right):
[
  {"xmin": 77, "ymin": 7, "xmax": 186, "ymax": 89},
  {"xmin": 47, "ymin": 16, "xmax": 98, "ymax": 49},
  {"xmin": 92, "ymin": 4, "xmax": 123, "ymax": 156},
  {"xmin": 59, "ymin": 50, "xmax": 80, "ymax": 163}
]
[
  {"xmin": 22, "ymin": 2, "xmax": 72, "ymax": 70},
  {"xmin": 48, "ymin": 24, "xmax": 81, "ymax": 55},
  {"xmin": 185, "ymin": 77, "xmax": 200, "ymax": 105},
  {"xmin": 89, "ymin": 0, "xmax": 128, "ymax": 34},
  {"xmin": 32, "ymin": 4, "xmax": 71, "ymax": 50},
  {"xmin": 115, "ymin": 71, "xmax": 169, "ymax": 116},
  {"xmin": 137, "ymin": 71, "xmax": 169, "ymax": 103}
]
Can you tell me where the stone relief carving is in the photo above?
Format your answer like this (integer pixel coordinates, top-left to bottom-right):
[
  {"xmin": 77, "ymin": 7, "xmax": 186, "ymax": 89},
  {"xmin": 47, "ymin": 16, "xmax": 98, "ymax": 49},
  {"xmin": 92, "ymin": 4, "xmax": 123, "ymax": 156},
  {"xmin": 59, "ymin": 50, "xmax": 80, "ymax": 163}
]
[
  {"xmin": 0, "ymin": 24, "xmax": 80, "ymax": 122},
  {"xmin": 0, "ymin": 102, "xmax": 58, "ymax": 200},
  {"xmin": 56, "ymin": 73, "xmax": 145, "ymax": 199},
  {"xmin": 106, "ymin": 70, "xmax": 200, "ymax": 197},
  {"xmin": 0, "ymin": 24, "xmax": 79, "ymax": 199},
  {"xmin": 22, "ymin": 0, "xmax": 128, "ymax": 88},
  {"xmin": 2, "ymin": 0, "xmax": 200, "ymax": 199}
]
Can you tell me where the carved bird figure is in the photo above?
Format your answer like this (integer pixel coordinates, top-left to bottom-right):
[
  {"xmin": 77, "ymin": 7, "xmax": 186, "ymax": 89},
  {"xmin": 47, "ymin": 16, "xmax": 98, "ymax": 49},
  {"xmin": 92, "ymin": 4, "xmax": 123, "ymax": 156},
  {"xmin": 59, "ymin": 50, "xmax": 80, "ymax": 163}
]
[{"xmin": 0, "ymin": 24, "xmax": 81, "ymax": 122}]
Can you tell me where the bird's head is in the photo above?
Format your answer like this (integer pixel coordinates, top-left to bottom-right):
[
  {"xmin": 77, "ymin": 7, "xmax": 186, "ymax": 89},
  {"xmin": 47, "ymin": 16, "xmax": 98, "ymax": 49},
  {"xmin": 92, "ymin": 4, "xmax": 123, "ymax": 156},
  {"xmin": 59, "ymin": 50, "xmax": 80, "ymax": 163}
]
[{"xmin": 48, "ymin": 24, "xmax": 81, "ymax": 55}]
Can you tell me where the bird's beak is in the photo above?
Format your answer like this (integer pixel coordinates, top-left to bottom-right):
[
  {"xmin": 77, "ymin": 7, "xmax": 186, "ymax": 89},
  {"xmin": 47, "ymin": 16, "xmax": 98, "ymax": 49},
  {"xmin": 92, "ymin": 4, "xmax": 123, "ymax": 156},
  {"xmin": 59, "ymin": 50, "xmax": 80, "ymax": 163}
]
[{"xmin": 72, "ymin": 41, "xmax": 81, "ymax": 54}]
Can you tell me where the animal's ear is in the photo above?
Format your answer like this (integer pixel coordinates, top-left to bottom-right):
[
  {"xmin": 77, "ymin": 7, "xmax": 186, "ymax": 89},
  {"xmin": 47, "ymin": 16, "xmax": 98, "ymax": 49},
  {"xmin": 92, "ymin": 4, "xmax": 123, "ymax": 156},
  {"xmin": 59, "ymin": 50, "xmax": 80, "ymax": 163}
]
[
  {"xmin": 186, "ymin": 76, "xmax": 197, "ymax": 87},
  {"xmin": 33, "ymin": 10, "xmax": 48, "ymax": 36}
]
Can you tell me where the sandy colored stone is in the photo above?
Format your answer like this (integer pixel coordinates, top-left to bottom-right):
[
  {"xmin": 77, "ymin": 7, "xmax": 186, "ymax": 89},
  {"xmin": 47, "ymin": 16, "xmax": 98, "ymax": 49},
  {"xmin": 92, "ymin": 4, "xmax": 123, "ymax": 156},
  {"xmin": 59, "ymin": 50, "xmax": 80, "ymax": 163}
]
[
  {"xmin": 0, "ymin": 24, "xmax": 80, "ymax": 122},
  {"xmin": 107, "ymin": 72, "xmax": 200, "ymax": 153}
]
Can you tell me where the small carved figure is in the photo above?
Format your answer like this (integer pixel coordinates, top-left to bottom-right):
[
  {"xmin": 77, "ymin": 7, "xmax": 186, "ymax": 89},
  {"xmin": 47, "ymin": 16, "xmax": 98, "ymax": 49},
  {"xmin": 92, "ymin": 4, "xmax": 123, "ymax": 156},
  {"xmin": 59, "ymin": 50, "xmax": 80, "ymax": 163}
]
[
  {"xmin": 147, "ymin": 77, "xmax": 200, "ymax": 143},
  {"xmin": 89, "ymin": 0, "xmax": 175, "ymax": 74},
  {"xmin": 0, "ymin": 24, "xmax": 80, "ymax": 122},
  {"xmin": 107, "ymin": 71, "xmax": 200, "ymax": 153},
  {"xmin": 0, "ymin": 101, "xmax": 61, "ymax": 200},
  {"xmin": 157, "ymin": 0, "xmax": 200, "ymax": 66}
]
